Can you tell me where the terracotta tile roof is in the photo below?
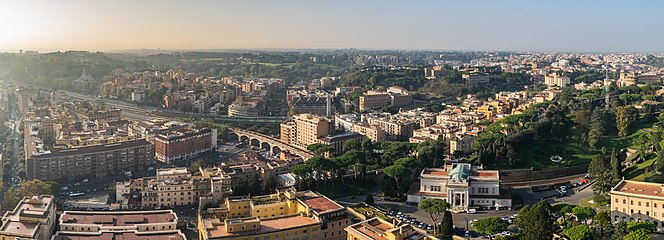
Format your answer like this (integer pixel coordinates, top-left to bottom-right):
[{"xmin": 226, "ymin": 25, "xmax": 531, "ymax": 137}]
[
  {"xmin": 300, "ymin": 196, "xmax": 344, "ymax": 214},
  {"xmin": 612, "ymin": 180, "xmax": 664, "ymax": 197},
  {"xmin": 422, "ymin": 169, "xmax": 448, "ymax": 176}
]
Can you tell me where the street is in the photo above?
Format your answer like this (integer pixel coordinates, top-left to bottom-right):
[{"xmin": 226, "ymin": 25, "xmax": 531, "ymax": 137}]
[{"xmin": 335, "ymin": 182, "xmax": 595, "ymax": 236}]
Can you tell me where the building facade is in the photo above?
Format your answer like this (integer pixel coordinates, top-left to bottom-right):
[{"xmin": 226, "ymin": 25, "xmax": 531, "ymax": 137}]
[
  {"xmin": 155, "ymin": 127, "xmax": 217, "ymax": 164},
  {"xmin": 26, "ymin": 139, "xmax": 154, "ymax": 181},
  {"xmin": 53, "ymin": 210, "xmax": 185, "ymax": 240},
  {"xmin": 0, "ymin": 195, "xmax": 56, "ymax": 240},
  {"xmin": 406, "ymin": 163, "xmax": 511, "ymax": 212},
  {"xmin": 199, "ymin": 190, "xmax": 351, "ymax": 240},
  {"xmin": 610, "ymin": 180, "xmax": 664, "ymax": 232}
]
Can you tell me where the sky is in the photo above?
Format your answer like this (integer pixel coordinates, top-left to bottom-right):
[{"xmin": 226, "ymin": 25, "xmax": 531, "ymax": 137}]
[{"xmin": 1, "ymin": 0, "xmax": 663, "ymax": 52}]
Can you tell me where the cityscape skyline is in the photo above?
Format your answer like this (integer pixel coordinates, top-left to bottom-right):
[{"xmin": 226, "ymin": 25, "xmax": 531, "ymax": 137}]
[{"xmin": 2, "ymin": 0, "xmax": 664, "ymax": 52}]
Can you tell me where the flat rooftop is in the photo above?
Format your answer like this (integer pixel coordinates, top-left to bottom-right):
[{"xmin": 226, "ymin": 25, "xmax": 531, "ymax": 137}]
[
  {"xmin": 205, "ymin": 214, "xmax": 319, "ymax": 238},
  {"xmin": 53, "ymin": 230, "xmax": 186, "ymax": 240},
  {"xmin": 60, "ymin": 210, "xmax": 176, "ymax": 226},
  {"xmin": 0, "ymin": 195, "xmax": 53, "ymax": 237},
  {"xmin": 300, "ymin": 196, "xmax": 344, "ymax": 214}
]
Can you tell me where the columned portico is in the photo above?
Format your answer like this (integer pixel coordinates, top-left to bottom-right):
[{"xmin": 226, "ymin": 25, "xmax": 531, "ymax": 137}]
[{"xmin": 448, "ymin": 188, "xmax": 470, "ymax": 211}]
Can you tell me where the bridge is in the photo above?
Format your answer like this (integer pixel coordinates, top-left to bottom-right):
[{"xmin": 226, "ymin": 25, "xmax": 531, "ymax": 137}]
[{"xmin": 228, "ymin": 128, "xmax": 314, "ymax": 160}]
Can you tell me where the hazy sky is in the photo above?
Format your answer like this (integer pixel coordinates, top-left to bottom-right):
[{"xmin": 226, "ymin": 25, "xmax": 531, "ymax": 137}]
[{"xmin": 1, "ymin": 0, "xmax": 663, "ymax": 52}]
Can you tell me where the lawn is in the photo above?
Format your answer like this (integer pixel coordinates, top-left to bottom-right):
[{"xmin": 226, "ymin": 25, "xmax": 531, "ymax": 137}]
[
  {"xmin": 496, "ymin": 143, "xmax": 595, "ymax": 170},
  {"xmin": 623, "ymin": 158, "xmax": 655, "ymax": 181}
]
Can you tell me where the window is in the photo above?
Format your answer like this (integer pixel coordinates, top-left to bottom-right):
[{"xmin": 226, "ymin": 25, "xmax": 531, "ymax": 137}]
[
  {"xmin": 623, "ymin": 199, "xmax": 626, "ymax": 204},
  {"xmin": 647, "ymin": 202, "xmax": 650, "ymax": 207},
  {"xmin": 631, "ymin": 200, "xmax": 634, "ymax": 205},
  {"xmin": 639, "ymin": 201, "xmax": 642, "ymax": 206}
]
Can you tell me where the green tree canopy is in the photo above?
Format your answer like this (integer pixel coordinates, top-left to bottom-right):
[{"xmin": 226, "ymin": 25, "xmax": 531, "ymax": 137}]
[
  {"xmin": 624, "ymin": 229, "xmax": 651, "ymax": 240},
  {"xmin": 383, "ymin": 164, "xmax": 410, "ymax": 191},
  {"xmin": 564, "ymin": 225, "xmax": 593, "ymax": 240},
  {"xmin": 2, "ymin": 180, "xmax": 58, "ymax": 210},
  {"xmin": 571, "ymin": 206, "xmax": 596, "ymax": 223},
  {"xmin": 418, "ymin": 198, "xmax": 449, "ymax": 235},
  {"xmin": 473, "ymin": 217, "xmax": 508, "ymax": 236},
  {"xmin": 627, "ymin": 221, "xmax": 656, "ymax": 233},
  {"xmin": 515, "ymin": 201, "xmax": 554, "ymax": 240}
]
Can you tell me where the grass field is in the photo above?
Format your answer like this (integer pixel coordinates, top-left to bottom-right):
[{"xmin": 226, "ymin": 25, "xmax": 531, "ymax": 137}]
[
  {"xmin": 491, "ymin": 143, "xmax": 595, "ymax": 170},
  {"xmin": 624, "ymin": 158, "xmax": 655, "ymax": 181}
]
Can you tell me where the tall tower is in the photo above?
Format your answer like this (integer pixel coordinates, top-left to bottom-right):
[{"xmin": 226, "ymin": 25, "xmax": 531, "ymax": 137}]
[
  {"xmin": 326, "ymin": 94, "xmax": 332, "ymax": 117},
  {"xmin": 604, "ymin": 69, "xmax": 610, "ymax": 109}
]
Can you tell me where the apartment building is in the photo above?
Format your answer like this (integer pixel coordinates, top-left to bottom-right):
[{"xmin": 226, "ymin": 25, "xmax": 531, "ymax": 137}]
[
  {"xmin": 610, "ymin": 180, "xmax": 664, "ymax": 232},
  {"xmin": 53, "ymin": 210, "xmax": 185, "ymax": 240},
  {"xmin": 116, "ymin": 167, "xmax": 211, "ymax": 208},
  {"xmin": 154, "ymin": 127, "xmax": 217, "ymax": 164},
  {"xmin": 407, "ymin": 163, "xmax": 511, "ymax": 211},
  {"xmin": 279, "ymin": 121, "xmax": 297, "ymax": 145},
  {"xmin": 199, "ymin": 190, "xmax": 351, "ymax": 240},
  {"xmin": 345, "ymin": 218, "xmax": 433, "ymax": 240},
  {"xmin": 0, "ymin": 195, "xmax": 56, "ymax": 240},
  {"xmin": 26, "ymin": 139, "xmax": 154, "ymax": 181},
  {"xmin": 544, "ymin": 72, "xmax": 570, "ymax": 87},
  {"xmin": 359, "ymin": 91, "xmax": 391, "ymax": 111},
  {"xmin": 280, "ymin": 114, "xmax": 330, "ymax": 148}
]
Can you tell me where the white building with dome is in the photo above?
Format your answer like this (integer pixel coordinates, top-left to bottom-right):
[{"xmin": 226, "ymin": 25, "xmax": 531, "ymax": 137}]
[{"xmin": 406, "ymin": 163, "xmax": 511, "ymax": 211}]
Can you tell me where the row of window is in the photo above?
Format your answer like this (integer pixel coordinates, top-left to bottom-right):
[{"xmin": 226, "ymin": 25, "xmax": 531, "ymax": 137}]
[{"xmin": 616, "ymin": 198, "xmax": 663, "ymax": 208}]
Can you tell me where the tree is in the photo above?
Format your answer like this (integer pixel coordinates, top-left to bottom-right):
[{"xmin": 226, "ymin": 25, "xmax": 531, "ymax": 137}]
[
  {"xmin": 589, "ymin": 155, "xmax": 613, "ymax": 201},
  {"xmin": 394, "ymin": 157, "xmax": 418, "ymax": 168},
  {"xmin": 588, "ymin": 108, "xmax": 605, "ymax": 148},
  {"xmin": 343, "ymin": 139, "xmax": 361, "ymax": 152},
  {"xmin": 657, "ymin": 151, "xmax": 664, "ymax": 173},
  {"xmin": 364, "ymin": 194, "xmax": 374, "ymax": 205},
  {"xmin": 564, "ymin": 225, "xmax": 593, "ymax": 240},
  {"xmin": 613, "ymin": 221, "xmax": 628, "ymax": 240},
  {"xmin": 610, "ymin": 148, "xmax": 622, "ymax": 182},
  {"xmin": 2, "ymin": 180, "xmax": 57, "ymax": 210},
  {"xmin": 383, "ymin": 164, "xmax": 409, "ymax": 192},
  {"xmin": 624, "ymin": 229, "xmax": 651, "ymax": 240},
  {"xmin": 418, "ymin": 198, "xmax": 449, "ymax": 235},
  {"xmin": 473, "ymin": 217, "xmax": 508, "ymax": 236},
  {"xmin": 439, "ymin": 210, "xmax": 453, "ymax": 236},
  {"xmin": 616, "ymin": 106, "xmax": 636, "ymax": 138},
  {"xmin": 515, "ymin": 201, "xmax": 554, "ymax": 240},
  {"xmin": 571, "ymin": 206, "xmax": 596, "ymax": 223},
  {"xmin": 627, "ymin": 221, "xmax": 656, "ymax": 233},
  {"xmin": 593, "ymin": 210, "xmax": 612, "ymax": 239},
  {"xmin": 307, "ymin": 143, "xmax": 332, "ymax": 156},
  {"xmin": 190, "ymin": 158, "xmax": 206, "ymax": 172}
]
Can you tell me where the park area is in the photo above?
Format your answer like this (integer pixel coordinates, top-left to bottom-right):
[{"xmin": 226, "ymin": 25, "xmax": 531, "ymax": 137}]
[{"xmin": 485, "ymin": 143, "xmax": 595, "ymax": 171}]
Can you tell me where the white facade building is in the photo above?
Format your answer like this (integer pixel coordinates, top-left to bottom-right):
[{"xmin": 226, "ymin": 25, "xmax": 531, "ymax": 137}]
[{"xmin": 407, "ymin": 163, "xmax": 511, "ymax": 212}]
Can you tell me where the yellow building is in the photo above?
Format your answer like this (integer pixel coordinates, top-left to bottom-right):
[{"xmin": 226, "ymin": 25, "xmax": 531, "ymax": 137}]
[
  {"xmin": 280, "ymin": 121, "xmax": 297, "ymax": 145},
  {"xmin": 345, "ymin": 218, "xmax": 434, "ymax": 240},
  {"xmin": 293, "ymin": 114, "xmax": 330, "ymax": 148},
  {"xmin": 352, "ymin": 123, "xmax": 386, "ymax": 142},
  {"xmin": 0, "ymin": 195, "xmax": 56, "ymax": 240},
  {"xmin": 199, "ymin": 190, "xmax": 351, "ymax": 240},
  {"xmin": 610, "ymin": 180, "xmax": 664, "ymax": 231}
]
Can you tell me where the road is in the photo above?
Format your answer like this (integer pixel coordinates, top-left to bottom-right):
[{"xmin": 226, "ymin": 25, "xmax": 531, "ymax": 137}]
[{"xmin": 336, "ymin": 183, "xmax": 595, "ymax": 236}]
